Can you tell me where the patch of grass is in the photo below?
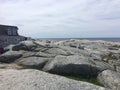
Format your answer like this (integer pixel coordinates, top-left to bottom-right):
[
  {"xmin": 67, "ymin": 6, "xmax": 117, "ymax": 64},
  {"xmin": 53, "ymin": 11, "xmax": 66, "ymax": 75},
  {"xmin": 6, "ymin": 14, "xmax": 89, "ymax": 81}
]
[
  {"xmin": 64, "ymin": 75, "xmax": 104, "ymax": 87},
  {"xmin": 102, "ymin": 53, "xmax": 118, "ymax": 63}
]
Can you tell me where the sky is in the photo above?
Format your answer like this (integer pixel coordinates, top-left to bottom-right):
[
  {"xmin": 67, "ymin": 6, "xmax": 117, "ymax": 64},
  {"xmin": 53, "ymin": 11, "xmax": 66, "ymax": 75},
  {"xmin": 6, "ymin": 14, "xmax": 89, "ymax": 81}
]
[{"xmin": 0, "ymin": 0, "xmax": 120, "ymax": 38}]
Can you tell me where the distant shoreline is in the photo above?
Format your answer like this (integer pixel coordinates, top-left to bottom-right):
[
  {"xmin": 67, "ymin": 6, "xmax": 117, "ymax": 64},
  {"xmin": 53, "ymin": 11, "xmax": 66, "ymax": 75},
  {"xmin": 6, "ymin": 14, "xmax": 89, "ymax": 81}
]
[{"xmin": 36, "ymin": 38, "xmax": 120, "ymax": 42}]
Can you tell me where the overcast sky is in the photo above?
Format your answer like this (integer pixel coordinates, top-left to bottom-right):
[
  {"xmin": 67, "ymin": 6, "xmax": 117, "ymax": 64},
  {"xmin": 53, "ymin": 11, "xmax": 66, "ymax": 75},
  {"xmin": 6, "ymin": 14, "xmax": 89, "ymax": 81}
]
[{"xmin": 0, "ymin": 0, "xmax": 120, "ymax": 38}]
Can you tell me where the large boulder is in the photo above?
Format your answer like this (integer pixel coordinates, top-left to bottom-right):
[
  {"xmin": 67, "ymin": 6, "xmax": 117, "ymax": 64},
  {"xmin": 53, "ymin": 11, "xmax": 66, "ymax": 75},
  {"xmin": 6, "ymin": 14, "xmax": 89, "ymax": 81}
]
[
  {"xmin": 43, "ymin": 55, "xmax": 105, "ymax": 77},
  {"xmin": 12, "ymin": 41, "xmax": 38, "ymax": 51},
  {"xmin": 43, "ymin": 47, "xmax": 68, "ymax": 55},
  {"xmin": 18, "ymin": 56, "xmax": 50, "ymax": 69},
  {"xmin": 97, "ymin": 70, "xmax": 120, "ymax": 90},
  {"xmin": 0, "ymin": 69, "xmax": 108, "ymax": 90},
  {"xmin": 0, "ymin": 51, "xmax": 23, "ymax": 63}
]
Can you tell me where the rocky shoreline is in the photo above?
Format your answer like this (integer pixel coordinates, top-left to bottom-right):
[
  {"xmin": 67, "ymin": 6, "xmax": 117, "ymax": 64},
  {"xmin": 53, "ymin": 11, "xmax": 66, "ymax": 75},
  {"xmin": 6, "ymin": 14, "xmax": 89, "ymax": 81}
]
[{"xmin": 0, "ymin": 39, "xmax": 120, "ymax": 90}]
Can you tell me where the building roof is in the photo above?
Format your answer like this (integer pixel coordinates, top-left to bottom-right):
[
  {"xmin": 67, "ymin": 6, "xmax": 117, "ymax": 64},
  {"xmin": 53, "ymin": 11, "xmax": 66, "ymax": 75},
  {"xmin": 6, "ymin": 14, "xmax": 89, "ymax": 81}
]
[
  {"xmin": 0, "ymin": 35, "xmax": 25, "ymax": 37},
  {"xmin": 0, "ymin": 24, "xmax": 18, "ymax": 29}
]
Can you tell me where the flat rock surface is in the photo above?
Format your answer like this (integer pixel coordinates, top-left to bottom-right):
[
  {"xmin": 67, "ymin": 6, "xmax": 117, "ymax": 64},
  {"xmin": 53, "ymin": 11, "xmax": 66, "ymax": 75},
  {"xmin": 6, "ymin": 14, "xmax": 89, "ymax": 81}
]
[
  {"xmin": 18, "ymin": 56, "xmax": 50, "ymax": 69},
  {"xmin": 0, "ymin": 69, "xmax": 108, "ymax": 90}
]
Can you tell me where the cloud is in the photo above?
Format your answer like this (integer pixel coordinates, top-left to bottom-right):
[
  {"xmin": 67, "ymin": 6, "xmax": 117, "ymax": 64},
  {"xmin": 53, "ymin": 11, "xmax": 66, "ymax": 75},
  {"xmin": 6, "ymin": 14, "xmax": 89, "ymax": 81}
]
[{"xmin": 0, "ymin": 0, "xmax": 120, "ymax": 38}]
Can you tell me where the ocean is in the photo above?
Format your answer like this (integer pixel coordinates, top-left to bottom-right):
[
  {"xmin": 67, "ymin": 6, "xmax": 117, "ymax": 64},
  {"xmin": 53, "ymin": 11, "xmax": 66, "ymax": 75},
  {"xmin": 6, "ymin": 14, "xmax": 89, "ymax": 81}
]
[{"xmin": 38, "ymin": 38, "xmax": 120, "ymax": 42}]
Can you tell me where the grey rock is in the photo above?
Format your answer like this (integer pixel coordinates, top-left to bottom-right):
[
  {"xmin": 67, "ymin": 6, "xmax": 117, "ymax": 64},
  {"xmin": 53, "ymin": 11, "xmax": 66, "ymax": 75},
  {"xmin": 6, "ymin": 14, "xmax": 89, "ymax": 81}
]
[
  {"xmin": 0, "ymin": 69, "xmax": 108, "ymax": 90},
  {"xmin": 44, "ymin": 47, "xmax": 68, "ymax": 55},
  {"xmin": 108, "ymin": 60, "xmax": 120, "ymax": 71},
  {"xmin": 0, "ymin": 51, "xmax": 23, "ymax": 63},
  {"xmin": 97, "ymin": 70, "xmax": 120, "ymax": 90},
  {"xmin": 43, "ymin": 55, "xmax": 101, "ymax": 77},
  {"xmin": 90, "ymin": 59, "xmax": 114, "ymax": 71},
  {"xmin": 89, "ymin": 50, "xmax": 108, "ymax": 61},
  {"xmin": 4, "ymin": 45, "xmax": 15, "ymax": 52},
  {"xmin": 59, "ymin": 46, "xmax": 90, "ymax": 56},
  {"xmin": 116, "ymin": 66, "xmax": 120, "ymax": 73},
  {"xmin": 12, "ymin": 41, "xmax": 37, "ymax": 51},
  {"xmin": 35, "ymin": 51, "xmax": 56, "ymax": 58},
  {"xmin": 0, "ymin": 63, "xmax": 23, "ymax": 69},
  {"xmin": 18, "ymin": 56, "xmax": 50, "ymax": 69}
]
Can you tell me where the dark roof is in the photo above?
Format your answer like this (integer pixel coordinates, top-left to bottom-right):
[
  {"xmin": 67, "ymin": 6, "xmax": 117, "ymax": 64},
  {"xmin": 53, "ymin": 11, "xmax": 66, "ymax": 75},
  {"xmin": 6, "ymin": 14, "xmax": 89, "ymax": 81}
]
[
  {"xmin": 0, "ymin": 24, "xmax": 18, "ymax": 29},
  {"xmin": 0, "ymin": 35, "xmax": 26, "ymax": 38}
]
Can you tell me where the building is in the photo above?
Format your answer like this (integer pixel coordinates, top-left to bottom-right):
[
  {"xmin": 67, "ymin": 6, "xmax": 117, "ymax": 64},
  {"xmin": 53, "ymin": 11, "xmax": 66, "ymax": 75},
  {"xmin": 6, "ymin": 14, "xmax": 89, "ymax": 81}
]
[{"xmin": 0, "ymin": 24, "xmax": 26, "ymax": 47}]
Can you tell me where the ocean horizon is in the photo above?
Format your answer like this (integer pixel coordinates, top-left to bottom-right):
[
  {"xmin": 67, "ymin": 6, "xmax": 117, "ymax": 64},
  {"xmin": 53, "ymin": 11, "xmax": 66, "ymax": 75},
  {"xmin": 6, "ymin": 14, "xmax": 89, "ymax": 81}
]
[{"xmin": 37, "ymin": 38, "xmax": 120, "ymax": 42}]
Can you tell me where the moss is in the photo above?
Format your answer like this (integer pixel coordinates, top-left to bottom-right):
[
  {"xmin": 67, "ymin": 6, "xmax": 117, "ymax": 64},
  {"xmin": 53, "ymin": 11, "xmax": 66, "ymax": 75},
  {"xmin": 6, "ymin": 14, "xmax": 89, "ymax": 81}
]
[{"xmin": 64, "ymin": 75, "xmax": 104, "ymax": 87}]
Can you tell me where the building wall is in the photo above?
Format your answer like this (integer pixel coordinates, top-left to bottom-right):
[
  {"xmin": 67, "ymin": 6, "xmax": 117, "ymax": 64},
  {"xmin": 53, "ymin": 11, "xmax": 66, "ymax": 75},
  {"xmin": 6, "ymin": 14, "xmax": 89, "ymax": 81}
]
[
  {"xmin": 0, "ymin": 36, "xmax": 26, "ymax": 47},
  {"xmin": 0, "ymin": 25, "xmax": 18, "ymax": 35},
  {"xmin": 7, "ymin": 29, "xmax": 18, "ymax": 36},
  {"xmin": 0, "ymin": 24, "xmax": 26, "ymax": 47}
]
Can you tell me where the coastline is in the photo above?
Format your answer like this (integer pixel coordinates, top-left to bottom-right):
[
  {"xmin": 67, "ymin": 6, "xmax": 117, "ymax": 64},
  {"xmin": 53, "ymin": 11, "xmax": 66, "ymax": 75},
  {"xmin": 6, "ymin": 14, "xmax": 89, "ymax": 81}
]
[{"xmin": 36, "ymin": 38, "xmax": 120, "ymax": 42}]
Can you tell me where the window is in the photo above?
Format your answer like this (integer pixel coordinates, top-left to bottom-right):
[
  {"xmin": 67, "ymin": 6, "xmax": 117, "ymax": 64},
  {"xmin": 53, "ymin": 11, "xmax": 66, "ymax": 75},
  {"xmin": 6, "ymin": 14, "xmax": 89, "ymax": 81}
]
[
  {"xmin": 13, "ymin": 30, "xmax": 17, "ymax": 35},
  {"xmin": 7, "ymin": 28, "xmax": 17, "ymax": 36},
  {"xmin": 7, "ymin": 29, "xmax": 12, "ymax": 35}
]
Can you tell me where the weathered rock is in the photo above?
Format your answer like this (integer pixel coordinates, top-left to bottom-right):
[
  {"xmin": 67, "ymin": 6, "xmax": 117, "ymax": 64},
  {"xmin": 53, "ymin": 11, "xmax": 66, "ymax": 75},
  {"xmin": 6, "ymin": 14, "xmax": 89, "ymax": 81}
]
[
  {"xmin": 55, "ymin": 39, "xmax": 108, "ymax": 51},
  {"xmin": 59, "ymin": 46, "xmax": 90, "ymax": 56},
  {"xmin": 0, "ymin": 51, "xmax": 23, "ymax": 63},
  {"xmin": 0, "ymin": 63, "xmax": 23, "ymax": 69},
  {"xmin": 90, "ymin": 59, "xmax": 114, "ymax": 71},
  {"xmin": 90, "ymin": 53, "xmax": 102, "ymax": 61},
  {"xmin": 43, "ymin": 47, "xmax": 68, "ymax": 55},
  {"xmin": 12, "ymin": 41, "xmax": 37, "ymax": 51},
  {"xmin": 97, "ymin": 70, "xmax": 120, "ymax": 90},
  {"xmin": 43, "ymin": 55, "xmax": 102, "ymax": 77},
  {"xmin": 35, "ymin": 51, "xmax": 56, "ymax": 58},
  {"xmin": 4, "ymin": 45, "xmax": 15, "ymax": 52},
  {"xmin": 18, "ymin": 56, "xmax": 50, "ymax": 69},
  {"xmin": 0, "ymin": 69, "xmax": 108, "ymax": 90},
  {"xmin": 34, "ymin": 40, "xmax": 50, "ymax": 46},
  {"xmin": 108, "ymin": 60, "xmax": 120, "ymax": 72},
  {"xmin": 116, "ymin": 66, "xmax": 120, "ymax": 72}
]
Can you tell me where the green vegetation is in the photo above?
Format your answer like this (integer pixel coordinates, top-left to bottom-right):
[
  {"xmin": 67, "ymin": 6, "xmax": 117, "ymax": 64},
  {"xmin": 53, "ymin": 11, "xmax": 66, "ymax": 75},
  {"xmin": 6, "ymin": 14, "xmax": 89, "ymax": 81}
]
[
  {"xmin": 64, "ymin": 75, "xmax": 104, "ymax": 87},
  {"xmin": 102, "ymin": 53, "xmax": 118, "ymax": 63}
]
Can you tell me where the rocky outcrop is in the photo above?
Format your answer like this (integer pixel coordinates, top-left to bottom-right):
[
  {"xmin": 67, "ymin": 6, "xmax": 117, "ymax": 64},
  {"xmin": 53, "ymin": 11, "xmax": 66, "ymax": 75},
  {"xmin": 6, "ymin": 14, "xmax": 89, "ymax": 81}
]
[
  {"xmin": 43, "ymin": 55, "xmax": 112, "ymax": 77},
  {"xmin": 97, "ymin": 70, "xmax": 120, "ymax": 90},
  {"xmin": 18, "ymin": 56, "xmax": 50, "ymax": 69},
  {"xmin": 0, "ymin": 51, "xmax": 23, "ymax": 63},
  {"xmin": 12, "ymin": 41, "xmax": 38, "ymax": 51},
  {"xmin": 0, "ymin": 39, "xmax": 120, "ymax": 89},
  {"xmin": 4, "ymin": 45, "xmax": 15, "ymax": 52},
  {"xmin": 0, "ymin": 69, "xmax": 108, "ymax": 90},
  {"xmin": 43, "ymin": 47, "xmax": 68, "ymax": 55}
]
